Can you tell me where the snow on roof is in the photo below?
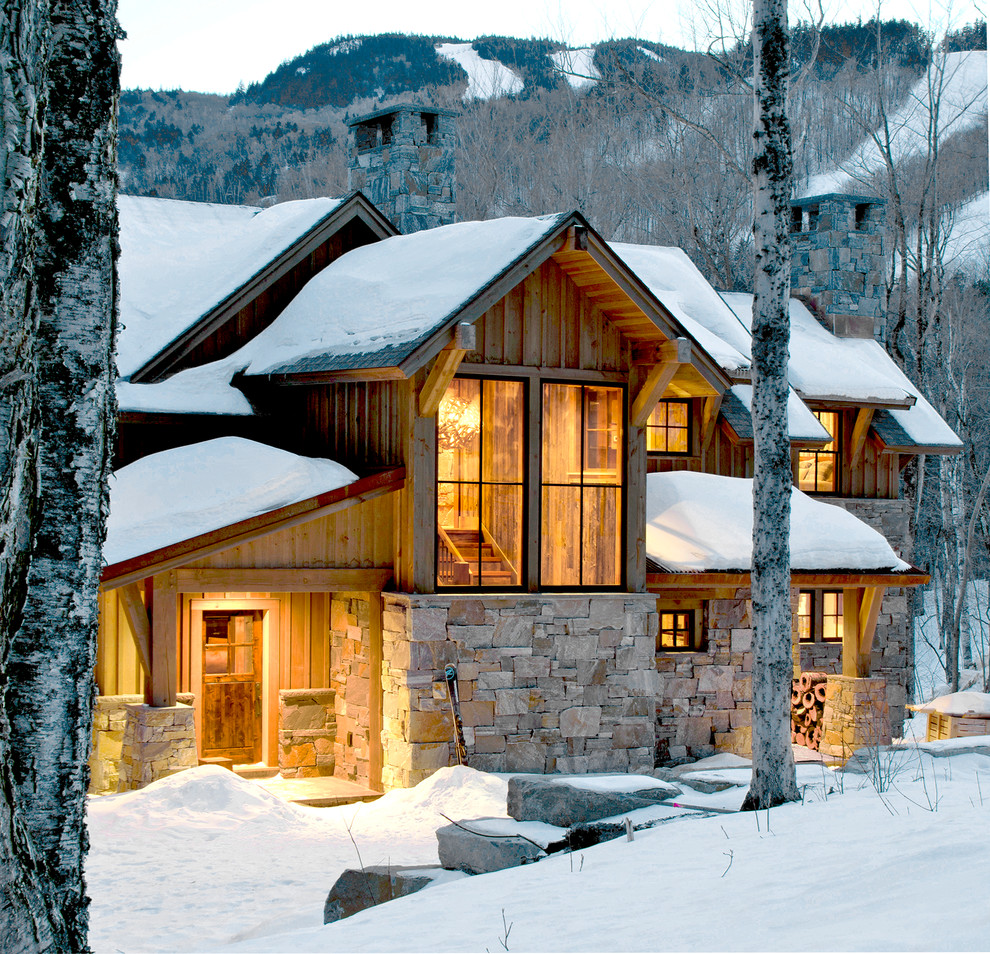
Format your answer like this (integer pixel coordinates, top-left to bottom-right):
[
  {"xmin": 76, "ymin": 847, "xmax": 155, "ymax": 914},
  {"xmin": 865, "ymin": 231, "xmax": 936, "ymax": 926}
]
[
  {"xmin": 912, "ymin": 691, "xmax": 990, "ymax": 717},
  {"xmin": 436, "ymin": 42, "xmax": 524, "ymax": 100},
  {"xmin": 610, "ymin": 243, "xmax": 752, "ymax": 373},
  {"xmin": 550, "ymin": 48, "xmax": 600, "ymax": 89},
  {"xmin": 800, "ymin": 51, "xmax": 987, "ymax": 199},
  {"xmin": 105, "ymin": 437, "xmax": 357, "ymax": 566},
  {"xmin": 721, "ymin": 293, "xmax": 913, "ymax": 403},
  {"xmin": 117, "ymin": 194, "xmax": 346, "ymax": 377},
  {"xmin": 236, "ymin": 214, "xmax": 570, "ymax": 376},
  {"xmin": 116, "ymin": 356, "xmax": 254, "ymax": 416},
  {"xmin": 646, "ymin": 471, "xmax": 909, "ymax": 572},
  {"xmin": 722, "ymin": 385, "xmax": 830, "ymax": 443}
]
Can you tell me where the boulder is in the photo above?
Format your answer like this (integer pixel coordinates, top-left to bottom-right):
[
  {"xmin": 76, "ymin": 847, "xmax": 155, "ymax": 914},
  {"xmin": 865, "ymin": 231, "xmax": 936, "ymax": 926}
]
[
  {"xmin": 323, "ymin": 865, "xmax": 458, "ymax": 924},
  {"xmin": 507, "ymin": 775, "xmax": 680, "ymax": 827},
  {"xmin": 436, "ymin": 819, "xmax": 547, "ymax": 874}
]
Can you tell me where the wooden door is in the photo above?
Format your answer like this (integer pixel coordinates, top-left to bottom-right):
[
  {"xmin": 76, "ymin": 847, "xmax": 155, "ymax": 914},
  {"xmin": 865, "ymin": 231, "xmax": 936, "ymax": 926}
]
[{"xmin": 200, "ymin": 609, "xmax": 263, "ymax": 763}]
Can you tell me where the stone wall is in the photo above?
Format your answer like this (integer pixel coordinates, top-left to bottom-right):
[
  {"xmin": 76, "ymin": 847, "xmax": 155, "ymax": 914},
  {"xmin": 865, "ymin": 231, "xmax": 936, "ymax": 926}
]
[
  {"xmin": 117, "ymin": 701, "xmax": 198, "ymax": 792},
  {"xmin": 826, "ymin": 497, "xmax": 912, "ymax": 732},
  {"xmin": 655, "ymin": 592, "xmax": 754, "ymax": 763},
  {"xmin": 380, "ymin": 594, "xmax": 659, "ymax": 790},
  {"xmin": 329, "ymin": 596, "xmax": 373, "ymax": 785},
  {"xmin": 819, "ymin": 675, "xmax": 891, "ymax": 761},
  {"xmin": 90, "ymin": 692, "xmax": 193, "ymax": 794},
  {"xmin": 279, "ymin": 688, "xmax": 336, "ymax": 778}
]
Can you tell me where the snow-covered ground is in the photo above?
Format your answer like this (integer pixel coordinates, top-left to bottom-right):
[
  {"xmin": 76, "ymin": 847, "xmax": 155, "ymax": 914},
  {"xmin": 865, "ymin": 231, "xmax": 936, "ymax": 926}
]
[{"xmin": 88, "ymin": 742, "xmax": 990, "ymax": 952}]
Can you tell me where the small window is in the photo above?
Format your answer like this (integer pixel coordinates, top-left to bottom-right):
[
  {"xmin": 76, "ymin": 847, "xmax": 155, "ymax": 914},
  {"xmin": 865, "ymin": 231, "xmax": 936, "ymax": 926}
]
[
  {"xmin": 646, "ymin": 400, "xmax": 691, "ymax": 454},
  {"xmin": 423, "ymin": 112, "xmax": 438, "ymax": 144},
  {"xmin": 807, "ymin": 205, "xmax": 820, "ymax": 231},
  {"xmin": 657, "ymin": 602, "xmax": 706, "ymax": 652},
  {"xmin": 797, "ymin": 589, "xmax": 843, "ymax": 642},
  {"xmin": 855, "ymin": 203, "xmax": 869, "ymax": 230},
  {"xmin": 798, "ymin": 410, "xmax": 839, "ymax": 493},
  {"xmin": 790, "ymin": 206, "xmax": 804, "ymax": 233}
]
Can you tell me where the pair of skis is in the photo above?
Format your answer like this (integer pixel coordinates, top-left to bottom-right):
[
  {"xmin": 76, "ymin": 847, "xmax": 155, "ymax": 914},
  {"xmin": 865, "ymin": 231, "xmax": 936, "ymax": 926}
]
[{"xmin": 443, "ymin": 664, "xmax": 468, "ymax": 766}]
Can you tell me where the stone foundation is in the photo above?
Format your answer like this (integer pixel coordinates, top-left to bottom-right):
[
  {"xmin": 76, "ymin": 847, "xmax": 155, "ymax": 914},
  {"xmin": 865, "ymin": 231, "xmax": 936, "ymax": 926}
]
[
  {"xmin": 825, "ymin": 498, "xmax": 912, "ymax": 732},
  {"xmin": 329, "ymin": 596, "xmax": 373, "ymax": 785},
  {"xmin": 117, "ymin": 702, "xmax": 198, "ymax": 792},
  {"xmin": 819, "ymin": 675, "xmax": 891, "ymax": 761},
  {"xmin": 90, "ymin": 693, "xmax": 193, "ymax": 794},
  {"xmin": 381, "ymin": 594, "xmax": 659, "ymax": 790},
  {"xmin": 279, "ymin": 688, "xmax": 336, "ymax": 778},
  {"xmin": 655, "ymin": 591, "xmax": 756, "ymax": 763}
]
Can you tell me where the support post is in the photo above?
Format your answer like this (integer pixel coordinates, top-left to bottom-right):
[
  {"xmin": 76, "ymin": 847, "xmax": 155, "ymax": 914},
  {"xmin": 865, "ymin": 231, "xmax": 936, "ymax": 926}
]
[{"xmin": 151, "ymin": 571, "xmax": 178, "ymax": 707}]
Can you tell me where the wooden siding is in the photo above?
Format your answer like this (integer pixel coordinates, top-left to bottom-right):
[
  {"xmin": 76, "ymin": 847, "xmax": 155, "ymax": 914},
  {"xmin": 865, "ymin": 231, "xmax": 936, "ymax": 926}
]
[
  {"xmin": 97, "ymin": 588, "xmax": 145, "ymax": 696},
  {"xmin": 462, "ymin": 257, "xmax": 631, "ymax": 372},
  {"xmin": 183, "ymin": 494, "xmax": 395, "ymax": 570},
  {"xmin": 646, "ymin": 402, "xmax": 899, "ymax": 499}
]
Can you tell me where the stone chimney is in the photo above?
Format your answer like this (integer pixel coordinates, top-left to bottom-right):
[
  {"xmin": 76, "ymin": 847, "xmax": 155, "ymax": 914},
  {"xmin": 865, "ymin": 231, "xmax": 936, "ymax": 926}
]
[
  {"xmin": 347, "ymin": 103, "xmax": 457, "ymax": 234},
  {"xmin": 789, "ymin": 193, "xmax": 886, "ymax": 339}
]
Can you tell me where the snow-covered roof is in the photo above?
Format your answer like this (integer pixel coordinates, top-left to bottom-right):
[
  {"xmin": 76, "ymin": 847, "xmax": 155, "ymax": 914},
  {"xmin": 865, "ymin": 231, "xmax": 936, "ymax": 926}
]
[
  {"xmin": 912, "ymin": 691, "xmax": 990, "ymax": 717},
  {"xmin": 105, "ymin": 438, "xmax": 357, "ymax": 566},
  {"xmin": 117, "ymin": 194, "xmax": 347, "ymax": 377},
  {"xmin": 116, "ymin": 356, "xmax": 254, "ymax": 416},
  {"xmin": 645, "ymin": 471, "xmax": 910, "ymax": 573},
  {"xmin": 721, "ymin": 385, "xmax": 830, "ymax": 444},
  {"xmin": 235, "ymin": 214, "xmax": 571, "ymax": 376},
  {"xmin": 610, "ymin": 243, "xmax": 752, "ymax": 373}
]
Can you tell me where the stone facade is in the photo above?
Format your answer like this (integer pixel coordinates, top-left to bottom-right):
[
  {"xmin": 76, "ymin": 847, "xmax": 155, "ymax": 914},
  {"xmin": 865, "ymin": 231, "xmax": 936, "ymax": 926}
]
[
  {"xmin": 90, "ymin": 693, "xmax": 194, "ymax": 794},
  {"xmin": 329, "ymin": 596, "xmax": 373, "ymax": 785},
  {"xmin": 826, "ymin": 497, "xmax": 913, "ymax": 731},
  {"xmin": 819, "ymin": 675, "xmax": 891, "ymax": 761},
  {"xmin": 655, "ymin": 591, "xmax": 755, "ymax": 763},
  {"xmin": 279, "ymin": 688, "xmax": 336, "ymax": 778},
  {"xmin": 380, "ymin": 594, "xmax": 659, "ymax": 790},
  {"xmin": 790, "ymin": 193, "xmax": 885, "ymax": 339},
  {"xmin": 117, "ymin": 702, "xmax": 198, "ymax": 791},
  {"xmin": 347, "ymin": 104, "xmax": 457, "ymax": 234}
]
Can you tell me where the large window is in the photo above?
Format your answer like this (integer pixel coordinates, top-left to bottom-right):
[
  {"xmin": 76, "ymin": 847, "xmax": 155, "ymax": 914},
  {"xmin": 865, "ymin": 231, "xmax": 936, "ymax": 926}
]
[
  {"xmin": 436, "ymin": 378, "xmax": 524, "ymax": 587},
  {"xmin": 646, "ymin": 400, "xmax": 691, "ymax": 454},
  {"xmin": 797, "ymin": 590, "xmax": 843, "ymax": 642},
  {"xmin": 541, "ymin": 383, "xmax": 624, "ymax": 587},
  {"xmin": 799, "ymin": 410, "xmax": 840, "ymax": 493}
]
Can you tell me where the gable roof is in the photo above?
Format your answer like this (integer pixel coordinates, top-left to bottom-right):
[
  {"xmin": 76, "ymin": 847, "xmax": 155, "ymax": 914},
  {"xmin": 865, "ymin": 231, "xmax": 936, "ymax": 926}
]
[
  {"xmin": 230, "ymin": 212, "xmax": 731, "ymax": 392},
  {"xmin": 119, "ymin": 192, "xmax": 396, "ymax": 382},
  {"xmin": 102, "ymin": 437, "xmax": 403, "ymax": 587}
]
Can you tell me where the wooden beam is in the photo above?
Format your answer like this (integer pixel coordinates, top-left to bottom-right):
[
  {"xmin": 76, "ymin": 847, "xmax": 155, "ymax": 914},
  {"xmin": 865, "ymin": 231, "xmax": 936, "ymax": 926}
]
[
  {"xmin": 701, "ymin": 393, "xmax": 723, "ymax": 450},
  {"xmin": 851, "ymin": 407, "xmax": 874, "ymax": 462},
  {"xmin": 841, "ymin": 587, "xmax": 875, "ymax": 678},
  {"xmin": 419, "ymin": 347, "xmax": 467, "ymax": 417},
  {"xmin": 174, "ymin": 567, "xmax": 394, "ymax": 593},
  {"xmin": 630, "ymin": 341, "xmax": 691, "ymax": 428},
  {"xmin": 645, "ymin": 569, "xmax": 930, "ymax": 589},
  {"xmin": 151, "ymin": 571, "xmax": 178, "ymax": 707},
  {"xmin": 117, "ymin": 581, "xmax": 152, "ymax": 680},
  {"xmin": 858, "ymin": 585, "xmax": 885, "ymax": 666}
]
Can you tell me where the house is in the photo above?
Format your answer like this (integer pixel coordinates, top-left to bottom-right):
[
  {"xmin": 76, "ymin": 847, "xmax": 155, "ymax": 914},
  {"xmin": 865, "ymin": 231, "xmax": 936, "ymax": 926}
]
[{"xmin": 92, "ymin": 106, "xmax": 961, "ymax": 795}]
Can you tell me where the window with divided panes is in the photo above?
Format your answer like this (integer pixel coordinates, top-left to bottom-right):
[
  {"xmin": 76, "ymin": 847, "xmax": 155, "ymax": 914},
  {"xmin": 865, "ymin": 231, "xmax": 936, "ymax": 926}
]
[
  {"xmin": 646, "ymin": 400, "xmax": 691, "ymax": 454},
  {"xmin": 797, "ymin": 590, "xmax": 843, "ymax": 642},
  {"xmin": 798, "ymin": 410, "xmax": 839, "ymax": 493}
]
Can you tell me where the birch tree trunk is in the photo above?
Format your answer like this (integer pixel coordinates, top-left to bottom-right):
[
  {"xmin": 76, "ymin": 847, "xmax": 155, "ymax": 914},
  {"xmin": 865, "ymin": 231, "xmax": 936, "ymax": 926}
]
[
  {"xmin": 741, "ymin": 0, "xmax": 799, "ymax": 811},
  {"xmin": 4, "ymin": 1, "xmax": 119, "ymax": 950},
  {"xmin": 0, "ymin": 2, "xmax": 64, "ymax": 949}
]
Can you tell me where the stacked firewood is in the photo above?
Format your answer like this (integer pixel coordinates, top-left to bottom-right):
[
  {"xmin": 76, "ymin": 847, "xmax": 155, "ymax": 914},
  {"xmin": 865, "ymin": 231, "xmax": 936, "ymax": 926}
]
[{"xmin": 791, "ymin": 672, "xmax": 829, "ymax": 750}]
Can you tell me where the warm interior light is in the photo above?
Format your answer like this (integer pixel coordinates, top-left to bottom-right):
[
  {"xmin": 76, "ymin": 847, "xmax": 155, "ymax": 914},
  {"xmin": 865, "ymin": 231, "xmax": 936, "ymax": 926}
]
[{"xmin": 438, "ymin": 393, "xmax": 481, "ymax": 449}]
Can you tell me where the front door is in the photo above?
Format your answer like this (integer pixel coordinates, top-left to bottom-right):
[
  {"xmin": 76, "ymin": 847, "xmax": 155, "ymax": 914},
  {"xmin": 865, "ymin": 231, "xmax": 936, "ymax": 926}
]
[{"xmin": 200, "ymin": 609, "xmax": 263, "ymax": 763}]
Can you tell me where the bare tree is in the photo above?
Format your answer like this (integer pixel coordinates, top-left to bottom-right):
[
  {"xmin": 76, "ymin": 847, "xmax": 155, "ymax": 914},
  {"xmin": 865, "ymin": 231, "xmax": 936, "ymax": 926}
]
[{"xmin": 741, "ymin": 0, "xmax": 800, "ymax": 811}]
